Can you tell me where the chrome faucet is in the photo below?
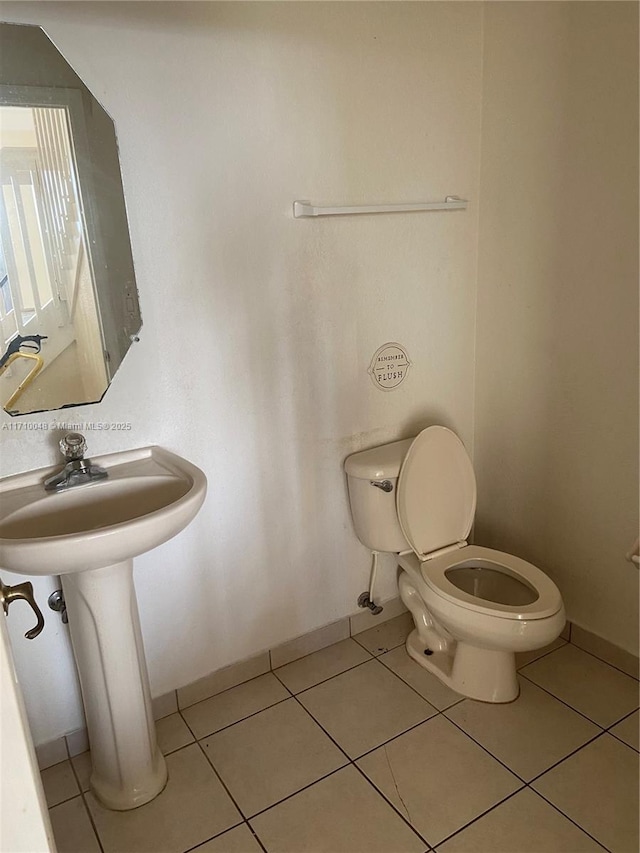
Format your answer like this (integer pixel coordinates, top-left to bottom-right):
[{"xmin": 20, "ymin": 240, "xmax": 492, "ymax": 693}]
[{"xmin": 44, "ymin": 432, "xmax": 108, "ymax": 492}]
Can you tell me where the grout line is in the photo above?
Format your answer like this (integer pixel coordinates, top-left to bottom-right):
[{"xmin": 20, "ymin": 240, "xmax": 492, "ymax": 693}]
[
  {"xmin": 567, "ymin": 638, "xmax": 640, "ymax": 682},
  {"xmin": 46, "ymin": 790, "xmax": 82, "ymax": 810},
  {"xmin": 178, "ymin": 693, "xmax": 293, "ymax": 742},
  {"xmin": 192, "ymin": 692, "xmax": 352, "ymax": 827},
  {"xmin": 349, "ymin": 760, "xmax": 431, "ymax": 849},
  {"xmin": 177, "ymin": 708, "xmax": 199, "ymax": 740},
  {"xmin": 440, "ymin": 713, "xmax": 528, "ymax": 786},
  {"xmin": 269, "ymin": 669, "xmax": 295, "ymax": 697},
  {"xmin": 429, "ymin": 785, "xmax": 526, "ymax": 850},
  {"xmin": 244, "ymin": 765, "xmax": 348, "ymax": 823},
  {"xmin": 515, "ymin": 640, "xmax": 568, "ymax": 671},
  {"xmin": 79, "ymin": 792, "xmax": 105, "ymax": 853},
  {"xmin": 517, "ymin": 670, "xmax": 610, "ymax": 728},
  {"xmin": 347, "ymin": 714, "xmax": 441, "ymax": 765},
  {"xmin": 286, "ymin": 692, "xmax": 352, "ymax": 764},
  {"xmin": 273, "ymin": 652, "xmax": 376, "ymax": 696},
  {"xmin": 602, "ymin": 729, "xmax": 640, "ymax": 755},
  {"xmin": 272, "ymin": 635, "xmax": 374, "ymax": 674},
  {"xmin": 434, "ymin": 784, "xmax": 610, "ymax": 853},
  {"xmin": 293, "ymin": 656, "xmax": 384, "ymax": 699},
  {"xmin": 194, "ymin": 738, "xmax": 250, "ymax": 822},
  {"xmin": 374, "ymin": 651, "xmax": 466, "ymax": 712},
  {"xmin": 604, "ymin": 705, "xmax": 640, "ymax": 729},
  {"xmin": 527, "ymin": 730, "xmax": 607, "ymax": 785},
  {"xmin": 530, "ymin": 787, "xmax": 613, "ymax": 852},
  {"xmin": 182, "ymin": 696, "xmax": 292, "ymax": 752},
  {"xmin": 67, "ymin": 753, "xmax": 84, "ymax": 791},
  {"xmin": 350, "ymin": 631, "xmax": 406, "ymax": 658},
  {"xmin": 247, "ymin": 821, "xmax": 269, "ymax": 853},
  {"xmin": 226, "ymin": 669, "xmax": 431, "ymax": 847},
  {"xmin": 181, "ymin": 820, "xmax": 267, "ymax": 853},
  {"xmin": 278, "ymin": 649, "xmax": 523, "ymax": 791},
  {"xmin": 178, "ymin": 669, "xmax": 278, "ymax": 713}
]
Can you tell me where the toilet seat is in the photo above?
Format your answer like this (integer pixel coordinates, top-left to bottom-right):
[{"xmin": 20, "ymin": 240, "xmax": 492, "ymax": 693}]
[
  {"xmin": 397, "ymin": 426, "xmax": 476, "ymax": 560},
  {"xmin": 396, "ymin": 427, "xmax": 562, "ymax": 621},
  {"xmin": 418, "ymin": 544, "xmax": 563, "ymax": 620}
]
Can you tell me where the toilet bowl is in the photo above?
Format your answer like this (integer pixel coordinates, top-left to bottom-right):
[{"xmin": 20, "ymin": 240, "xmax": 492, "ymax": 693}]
[{"xmin": 344, "ymin": 426, "xmax": 565, "ymax": 703}]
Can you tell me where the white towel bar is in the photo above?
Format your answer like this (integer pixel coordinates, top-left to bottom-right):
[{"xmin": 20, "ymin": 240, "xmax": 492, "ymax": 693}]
[{"xmin": 293, "ymin": 195, "xmax": 467, "ymax": 218}]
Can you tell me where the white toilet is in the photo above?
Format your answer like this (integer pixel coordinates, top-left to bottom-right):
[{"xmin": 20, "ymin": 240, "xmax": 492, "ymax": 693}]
[{"xmin": 344, "ymin": 426, "xmax": 565, "ymax": 702}]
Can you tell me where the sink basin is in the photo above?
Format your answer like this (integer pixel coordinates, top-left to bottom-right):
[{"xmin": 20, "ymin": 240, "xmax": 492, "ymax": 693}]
[
  {"xmin": 0, "ymin": 446, "xmax": 206, "ymax": 574},
  {"xmin": 0, "ymin": 445, "xmax": 207, "ymax": 811}
]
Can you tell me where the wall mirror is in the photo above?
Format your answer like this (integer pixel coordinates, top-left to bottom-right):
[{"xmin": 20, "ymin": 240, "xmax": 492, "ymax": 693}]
[{"xmin": 0, "ymin": 22, "xmax": 141, "ymax": 416}]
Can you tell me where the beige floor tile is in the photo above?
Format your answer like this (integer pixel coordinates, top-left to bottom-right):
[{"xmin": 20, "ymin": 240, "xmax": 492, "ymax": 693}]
[
  {"xmin": 71, "ymin": 751, "xmax": 91, "ymax": 792},
  {"xmin": 192, "ymin": 823, "xmax": 263, "ymax": 852},
  {"xmin": 353, "ymin": 612, "xmax": 414, "ymax": 656},
  {"xmin": 610, "ymin": 709, "xmax": 639, "ymax": 751},
  {"xmin": 298, "ymin": 658, "xmax": 436, "ymax": 758},
  {"xmin": 201, "ymin": 697, "xmax": 346, "ymax": 817},
  {"xmin": 41, "ymin": 759, "xmax": 79, "ymax": 808},
  {"xmin": 445, "ymin": 678, "xmax": 600, "ymax": 781},
  {"xmin": 156, "ymin": 712, "xmax": 195, "ymax": 754},
  {"xmin": 532, "ymin": 734, "xmax": 639, "ymax": 853},
  {"xmin": 182, "ymin": 673, "xmax": 289, "ymax": 740},
  {"xmin": 571, "ymin": 625, "xmax": 640, "ymax": 680},
  {"xmin": 357, "ymin": 715, "xmax": 521, "ymax": 847},
  {"xmin": 275, "ymin": 638, "xmax": 372, "ymax": 693},
  {"xmin": 178, "ymin": 652, "xmax": 271, "ymax": 710},
  {"xmin": 86, "ymin": 743, "xmax": 241, "ymax": 853},
  {"xmin": 515, "ymin": 637, "xmax": 567, "ymax": 669},
  {"xmin": 49, "ymin": 796, "xmax": 101, "ymax": 853},
  {"xmin": 521, "ymin": 643, "xmax": 639, "ymax": 726},
  {"xmin": 436, "ymin": 788, "xmax": 606, "ymax": 853},
  {"xmin": 379, "ymin": 645, "xmax": 464, "ymax": 710},
  {"xmin": 270, "ymin": 618, "xmax": 350, "ymax": 668},
  {"xmin": 350, "ymin": 596, "xmax": 408, "ymax": 636},
  {"xmin": 250, "ymin": 765, "xmax": 425, "ymax": 853}
]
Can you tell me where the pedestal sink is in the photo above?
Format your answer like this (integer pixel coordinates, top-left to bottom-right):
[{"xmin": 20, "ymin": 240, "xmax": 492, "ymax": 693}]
[{"xmin": 0, "ymin": 446, "xmax": 207, "ymax": 810}]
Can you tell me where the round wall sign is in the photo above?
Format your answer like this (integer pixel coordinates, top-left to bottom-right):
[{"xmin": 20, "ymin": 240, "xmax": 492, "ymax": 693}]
[{"xmin": 368, "ymin": 342, "xmax": 411, "ymax": 391}]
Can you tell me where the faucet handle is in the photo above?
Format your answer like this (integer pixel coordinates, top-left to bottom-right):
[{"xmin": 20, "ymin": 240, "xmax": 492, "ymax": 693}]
[
  {"xmin": 1, "ymin": 578, "xmax": 45, "ymax": 639},
  {"xmin": 60, "ymin": 432, "xmax": 87, "ymax": 461}
]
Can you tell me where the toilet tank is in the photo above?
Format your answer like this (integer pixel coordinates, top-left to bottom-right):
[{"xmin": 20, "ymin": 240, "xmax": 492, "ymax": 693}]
[{"xmin": 344, "ymin": 438, "xmax": 412, "ymax": 552}]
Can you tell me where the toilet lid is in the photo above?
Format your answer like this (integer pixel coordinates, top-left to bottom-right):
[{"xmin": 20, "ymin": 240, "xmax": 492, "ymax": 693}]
[{"xmin": 397, "ymin": 426, "xmax": 476, "ymax": 560}]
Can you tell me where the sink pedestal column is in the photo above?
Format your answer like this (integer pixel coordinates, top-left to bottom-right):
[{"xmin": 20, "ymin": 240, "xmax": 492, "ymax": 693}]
[{"xmin": 61, "ymin": 559, "xmax": 167, "ymax": 810}]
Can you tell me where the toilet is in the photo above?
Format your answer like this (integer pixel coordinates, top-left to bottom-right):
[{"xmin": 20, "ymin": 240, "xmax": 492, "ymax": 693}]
[{"xmin": 344, "ymin": 426, "xmax": 565, "ymax": 703}]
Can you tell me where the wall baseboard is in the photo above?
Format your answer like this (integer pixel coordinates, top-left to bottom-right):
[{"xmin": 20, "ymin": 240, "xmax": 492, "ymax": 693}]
[
  {"xmin": 36, "ymin": 595, "xmax": 407, "ymax": 769},
  {"xmin": 35, "ymin": 603, "xmax": 638, "ymax": 771},
  {"xmin": 569, "ymin": 622, "xmax": 639, "ymax": 680}
]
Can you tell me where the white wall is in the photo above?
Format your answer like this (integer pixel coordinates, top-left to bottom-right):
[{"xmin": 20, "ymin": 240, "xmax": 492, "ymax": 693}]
[
  {"xmin": 474, "ymin": 2, "xmax": 639, "ymax": 654},
  {"xmin": 2, "ymin": 1, "xmax": 636, "ymax": 748},
  {"xmin": 0, "ymin": 1, "xmax": 483, "ymax": 744}
]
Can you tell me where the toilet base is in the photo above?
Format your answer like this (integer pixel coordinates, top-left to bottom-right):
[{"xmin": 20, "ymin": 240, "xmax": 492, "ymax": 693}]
[{"xmin": 406, "ymin": 629, "xmax": 520, "ymax": 703}]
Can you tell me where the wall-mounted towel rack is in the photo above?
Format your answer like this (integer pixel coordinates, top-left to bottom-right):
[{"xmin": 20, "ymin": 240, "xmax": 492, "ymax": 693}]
[{"xmin": 293, "ymin": 195, "xmax": 467, "ymax": 218}]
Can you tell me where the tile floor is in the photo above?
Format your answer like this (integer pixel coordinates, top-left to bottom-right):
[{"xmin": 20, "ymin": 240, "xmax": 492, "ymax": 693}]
[{"xmin": 42, "ymin": 615, "xmax": 639, "ymax": 853}]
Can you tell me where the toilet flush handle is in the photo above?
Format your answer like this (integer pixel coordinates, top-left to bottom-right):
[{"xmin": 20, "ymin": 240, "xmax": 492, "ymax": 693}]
[{"xmin": 370, "ymin": 480, "xmax": 393, "ymax": 493}]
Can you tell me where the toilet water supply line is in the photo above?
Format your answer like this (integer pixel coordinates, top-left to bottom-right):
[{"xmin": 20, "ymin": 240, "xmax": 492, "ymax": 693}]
[{"xmin": 357, "ymin": 551, "xmax": 384, "ymax": 615}]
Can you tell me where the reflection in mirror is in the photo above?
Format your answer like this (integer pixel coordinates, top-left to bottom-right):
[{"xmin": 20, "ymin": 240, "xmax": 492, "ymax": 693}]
[
  {"xmin": 0, "ymin": 103, "xmax": 106, "ymax": 413},
  {"xmin": 0, "ymin": 23, "xmax": 141, "ymax": 416}
]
